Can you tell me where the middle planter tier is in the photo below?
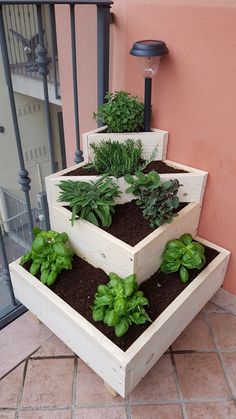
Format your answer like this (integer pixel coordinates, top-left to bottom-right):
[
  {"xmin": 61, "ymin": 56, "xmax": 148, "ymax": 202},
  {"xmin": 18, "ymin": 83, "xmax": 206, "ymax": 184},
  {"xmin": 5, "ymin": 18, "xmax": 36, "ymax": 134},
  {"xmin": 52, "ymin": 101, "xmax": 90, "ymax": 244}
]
[
  {"xmin": 46, "ymin": 160, "xmax": 208, "ymax": 208},
  {"xmin": 49, "ymin": 202, "xmax": 201, "ymax": 283}
]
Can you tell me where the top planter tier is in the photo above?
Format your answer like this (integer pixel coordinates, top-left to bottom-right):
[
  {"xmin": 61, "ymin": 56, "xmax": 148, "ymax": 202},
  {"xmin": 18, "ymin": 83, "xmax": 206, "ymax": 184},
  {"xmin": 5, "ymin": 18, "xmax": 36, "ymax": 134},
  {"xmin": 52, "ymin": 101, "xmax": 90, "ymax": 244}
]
[{"xmin": 82, "ymin": 126, "xmax": 169, "ymax": 162}]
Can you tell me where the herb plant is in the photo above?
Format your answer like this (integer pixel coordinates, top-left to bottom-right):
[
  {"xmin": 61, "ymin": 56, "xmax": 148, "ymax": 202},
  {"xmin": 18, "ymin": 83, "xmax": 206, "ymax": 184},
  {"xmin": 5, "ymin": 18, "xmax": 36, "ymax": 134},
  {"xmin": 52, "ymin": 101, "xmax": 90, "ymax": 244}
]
[
  {"xmin": 160, "ymin": 233, "xmax": 206, "ymax": 283},
  {"xmin": 92, "ymin": 272, "xmax": 151, "ymax": 337},
  {"xmin": 85, "ymin": 139, "xmax": 144, "ymax": 177},
  {"xmin": 58, "ymin": 176, "xmax": 120, "ymax": 227},
  {"xmin": 20, "ymin": 228, "xmax": 74, "ymax": 287},
  {"xmin": 125, "ymin": 170, "xmax": 181, "ymax": 228},
  {"xmin": 93, "ymin": 91, "xmax": 144, "ymax": 133}
]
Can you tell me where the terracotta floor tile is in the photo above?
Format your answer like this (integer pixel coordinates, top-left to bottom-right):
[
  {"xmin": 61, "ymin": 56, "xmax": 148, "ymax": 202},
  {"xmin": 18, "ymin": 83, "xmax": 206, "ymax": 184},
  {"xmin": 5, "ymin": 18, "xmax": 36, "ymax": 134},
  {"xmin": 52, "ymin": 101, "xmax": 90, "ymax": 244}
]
[
  {"xmin": 202, "ymin": 302, "xmax": 224, "ymax": 313},
  {"xmin": 222, "ymin": 352, "xmax": 236, "ymax": 396},
  {"xmin": 212, "ymin": 289, "xmax": 236, "ymax": 315},
  {"xmin": 31, "ymin": 335, "xmax": 74, "ymax": 358},
  {"xmin": 75, "ymin": 407, "xmax": 127, "ymax": 418},
  {"xmin": 172, "ymin": 314, "xmax": 215, "ymax": 351},
  {"xmin": 0, "ymin": 363, "xmax": 24, "ymax": 408},
  {"xmin": 185, "ymin": 401, "xmax": 236, "ymax": 419},
  {"xmin": 0, "ymin": 312, "xmax": 52, "ymax": 378},
  {"xmin": 208, "ymin": 313, "xmax": 236, "ymax": 349},
  {"xmin": 129, "ymin": 354, "xmax": 178, "ymax": 402},
  {"xmin": 174, "ymin": 353, "xmax": 230, "ymax": 399},
  {"xmin": 130, "ymin": 404, "xmax": 183, "ymax": 419},
  {"xmin": 76, "ymin": 360, "xmax": 124, "ymax": 405},
  {"xmin": 18, "ymin": 409, "xmax": 71, "ymax": 418},
  {"xmin": 21, "ymin": 358, "xmax": 74, "ymax": 407},
  {"xmin": 0, "ymin": 412, "xmax": 16, "ymax": 419}
]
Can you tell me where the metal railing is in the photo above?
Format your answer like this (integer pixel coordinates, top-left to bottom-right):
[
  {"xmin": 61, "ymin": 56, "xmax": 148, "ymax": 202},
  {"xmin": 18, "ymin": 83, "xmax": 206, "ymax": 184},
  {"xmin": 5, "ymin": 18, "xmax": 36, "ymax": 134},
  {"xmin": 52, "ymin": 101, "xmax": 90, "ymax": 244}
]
[
  {"xmin": 0, "ymin": 0, "xmax": 112, "ymax": 328},
  {"xmin": 2, "ymin": 3, "xmax": 61, "ymax": 98}
]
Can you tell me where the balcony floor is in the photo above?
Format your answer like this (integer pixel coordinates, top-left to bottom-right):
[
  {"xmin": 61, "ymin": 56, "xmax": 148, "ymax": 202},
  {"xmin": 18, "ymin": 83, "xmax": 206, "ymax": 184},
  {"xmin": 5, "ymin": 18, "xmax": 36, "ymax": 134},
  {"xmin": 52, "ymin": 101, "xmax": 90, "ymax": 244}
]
[{"xmin": 1, "ymin": 289, "xmax": 236, "ymax": 419}]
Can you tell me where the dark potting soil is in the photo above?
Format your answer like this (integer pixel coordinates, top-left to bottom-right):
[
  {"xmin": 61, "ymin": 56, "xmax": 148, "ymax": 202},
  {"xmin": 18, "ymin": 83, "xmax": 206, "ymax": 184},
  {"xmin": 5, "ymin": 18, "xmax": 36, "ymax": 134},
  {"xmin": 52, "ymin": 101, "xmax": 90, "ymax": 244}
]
[
  {"xmin": 65, "ymin": 201, "xmax": 188, "ymax": 247},
  {"xmin": 24, "ymin": 245, "xmax": 219, "ymax": 352},
  {"xmin": 64, "ymin": 160, "xmax": 188, "ymax": 176}
]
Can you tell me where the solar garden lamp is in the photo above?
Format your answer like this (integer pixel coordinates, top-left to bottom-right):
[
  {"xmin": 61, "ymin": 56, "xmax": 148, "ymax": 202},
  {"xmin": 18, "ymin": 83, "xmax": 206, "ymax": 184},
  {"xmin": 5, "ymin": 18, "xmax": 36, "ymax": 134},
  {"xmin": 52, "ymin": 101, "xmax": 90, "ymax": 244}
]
[{"xmin": 130, "ymin": 40, "xmax": 169, "ymax": 132}]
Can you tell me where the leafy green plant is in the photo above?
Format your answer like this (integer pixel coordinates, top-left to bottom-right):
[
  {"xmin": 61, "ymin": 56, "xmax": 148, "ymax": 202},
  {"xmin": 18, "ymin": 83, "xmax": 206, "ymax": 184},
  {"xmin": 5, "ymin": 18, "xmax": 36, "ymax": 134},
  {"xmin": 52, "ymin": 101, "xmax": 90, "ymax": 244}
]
[
  {"xmin": 85, "ymin": 139, "xmax": 144, "ymax": 177},
  {"xmin": 160, "ymin": 233, "xmax": 206, "ymax": 283},
  {"xmin": 92, "ymin": 272, "xmax": 151, "ymax": 337},
  {"xmin": 58, "ymin": 176, "xmax": 121, "ymax": 227},
  {"xmin": 93, "ymin": 91, "xmax": 144, "ymax": 133},
  {"xmin": 125, "ymin": 170, "xmax": 181, "ymax": 228},
  {"xmin": 20, "ymin": 228, "xmax": 74, "ymax": 287}
]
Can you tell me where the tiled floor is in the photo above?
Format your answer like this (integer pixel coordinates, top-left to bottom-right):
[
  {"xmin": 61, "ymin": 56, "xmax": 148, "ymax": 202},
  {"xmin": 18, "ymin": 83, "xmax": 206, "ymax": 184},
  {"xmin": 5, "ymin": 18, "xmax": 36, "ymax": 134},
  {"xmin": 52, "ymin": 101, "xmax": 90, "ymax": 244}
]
[{"xmin": 1, "ymin": 289, "xmax": 236, "ymax": 418}]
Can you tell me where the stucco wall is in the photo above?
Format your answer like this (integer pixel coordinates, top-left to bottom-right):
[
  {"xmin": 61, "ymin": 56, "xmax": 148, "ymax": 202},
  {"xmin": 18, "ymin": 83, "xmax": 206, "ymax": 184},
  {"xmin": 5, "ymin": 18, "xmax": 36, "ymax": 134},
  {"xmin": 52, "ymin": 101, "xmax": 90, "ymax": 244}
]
[
  {"xmin": 111, "ymin": 0, "xmax": 236, "ymax": 294},
  {"xmin": 56, "ymin": 0, "xmax": 236, "ymax": 294}
]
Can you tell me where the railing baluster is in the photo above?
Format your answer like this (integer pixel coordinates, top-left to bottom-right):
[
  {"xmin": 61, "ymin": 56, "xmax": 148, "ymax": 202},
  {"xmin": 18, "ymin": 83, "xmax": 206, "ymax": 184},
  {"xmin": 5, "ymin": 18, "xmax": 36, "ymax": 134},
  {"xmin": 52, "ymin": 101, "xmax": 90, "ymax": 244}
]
[
  {"xmin": 70, "ymin": 4, "xmax": 83, "ymax": 164},
  {"xmin": 0, "ymin": 225, "xmax": 17, "ymax": 307},
  {"xmin": 35, "ymin": 4, "xmax": 56, "ymax": 173},
  {"xmin": 97, "ymin": 4, "xmax": 111, "ymax": 111},
  {"xmin": 0, "ymin": 4, "xmax": 34, "ymax": 242},
  {"xmin": 8, "ymin": 5, "xmax": 18, "ymax": 71},
  {"xmin": 49, "ymin": 4, "xmax": 60, "ymax": 99}
]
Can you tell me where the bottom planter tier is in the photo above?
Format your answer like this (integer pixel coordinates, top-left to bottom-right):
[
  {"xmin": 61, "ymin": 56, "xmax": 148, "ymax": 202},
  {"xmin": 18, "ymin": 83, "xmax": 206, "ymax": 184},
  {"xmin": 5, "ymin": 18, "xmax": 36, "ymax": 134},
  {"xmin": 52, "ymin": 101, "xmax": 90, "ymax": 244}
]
[{"xmin": 10, "ymin": 237, "xmax": 230, "ymax": 398}]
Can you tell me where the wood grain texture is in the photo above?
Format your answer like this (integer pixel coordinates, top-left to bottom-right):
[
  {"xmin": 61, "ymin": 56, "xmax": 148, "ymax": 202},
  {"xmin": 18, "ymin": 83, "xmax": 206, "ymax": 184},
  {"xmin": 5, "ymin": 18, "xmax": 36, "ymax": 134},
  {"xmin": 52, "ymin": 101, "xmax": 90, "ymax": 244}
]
[
  {"xmin": 49, "ymin": 203, "xmax": 200, "ymax": 282},
  {"xmin": 82, "ymin": 126, "xmax": 169, "ymax": 163},
  {"xmin": 124, "ymin": 238, "xmax": 230, "ymax": 395},
  {"xmin": 46, "ymin": 160, "xmax": 208, "ymax": 207}
]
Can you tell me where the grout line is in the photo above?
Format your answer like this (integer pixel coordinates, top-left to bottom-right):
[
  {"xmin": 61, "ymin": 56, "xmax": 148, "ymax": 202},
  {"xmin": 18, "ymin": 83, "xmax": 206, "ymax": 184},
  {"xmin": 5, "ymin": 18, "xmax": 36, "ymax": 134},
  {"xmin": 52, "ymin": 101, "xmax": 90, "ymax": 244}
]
[
  {"xmin": 204, "ymin": 312, "xmax": 236, "ymax": 399},
  {"xmin": 125, "ymin": 395, "xmax": 131, "ymax": 419},
  {"xmin": 169, "ymin": 348, "xmax": 188, "ymax": 419},
  {"xmin": 0, "ymin": 334, "xmax": 54, "ymax": 381},
  {"xmin": 30, "ymin": 355, "xmax": 75, "ymax": 360},
  {"xmin": 71, "ymin": 356, "xmax": 78, "ymax": 419},
  {"xmin": 15, "ymin": 359, "xmax": 28, "ymax": 419},
  {"xmin": 15, "ymin": 406, "xmax": 72, "ymax": 412}
]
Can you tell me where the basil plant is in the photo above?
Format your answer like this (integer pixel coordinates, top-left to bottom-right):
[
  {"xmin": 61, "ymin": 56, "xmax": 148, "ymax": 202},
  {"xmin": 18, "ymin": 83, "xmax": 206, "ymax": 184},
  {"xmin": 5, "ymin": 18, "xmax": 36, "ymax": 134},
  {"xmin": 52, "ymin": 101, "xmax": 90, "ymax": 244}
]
[
  {"xmin": 92, "ymin": 273, "xmax": 151, "ymax": 337},
  {"xmin": 160, "ymin": 233, "xmax": 206, "ymax": 283},
  {"xmin": 20, "ymin": 228, "xmax": 74, "ymax": 287}
]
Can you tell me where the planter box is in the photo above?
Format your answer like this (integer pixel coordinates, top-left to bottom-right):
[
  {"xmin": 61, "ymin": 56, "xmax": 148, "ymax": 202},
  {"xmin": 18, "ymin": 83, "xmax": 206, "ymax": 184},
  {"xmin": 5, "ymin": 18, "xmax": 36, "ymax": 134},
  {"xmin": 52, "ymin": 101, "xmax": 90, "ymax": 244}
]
[
  {"xmin": 46, "ymin": 160, "xmax": 208, "ymax": 207},
  {"xmin": 49, "ymin": 203, "xmax": 201, "ymax": 283},
  {"xmin": 9, "ymin": 237, "xmax": 230, "ymax": 397},
  {"xmin": 82, "ymin": 126, "xmax": 169, "ymax": 163}
]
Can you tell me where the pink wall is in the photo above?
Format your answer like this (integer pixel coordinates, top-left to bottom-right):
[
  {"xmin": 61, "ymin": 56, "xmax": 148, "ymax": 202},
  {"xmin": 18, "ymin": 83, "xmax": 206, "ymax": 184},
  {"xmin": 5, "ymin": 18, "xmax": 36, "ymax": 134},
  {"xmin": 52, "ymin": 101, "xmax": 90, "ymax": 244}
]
[
  {"xmin": 56, "ymin": 1, "xmax": 236, "ymax": 294},
  {"xmin": 111, "ymin": 0, "xmax": 236, "ymax": 294}
]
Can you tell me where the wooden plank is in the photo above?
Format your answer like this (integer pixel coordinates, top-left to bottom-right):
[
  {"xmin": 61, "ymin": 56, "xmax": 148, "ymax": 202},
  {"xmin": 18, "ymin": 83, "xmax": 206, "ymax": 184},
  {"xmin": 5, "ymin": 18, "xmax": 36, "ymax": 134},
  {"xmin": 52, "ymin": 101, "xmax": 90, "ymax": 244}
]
[
  {"xmin": 134, "ymin": 203, "xmax": 201, "ymax": 283},
  {"xmin": 46, "ymin": 160, "xmax": 208, "ymax": 208},
  {"xmin": 50, "ymin": 206, "xmax": 135, "ymax": 278},
  {"xmin": 10, "ymin": 261, "xmax": 129, "ymax": 397},
  {"xmin": 82, "ymin": 126, "xmax": 169, "ymax": 162},
  {"xmin": 49, "ymin": 204, "xmax": 200, "ymax": 283},
  {"xmin": 124, "ymin": 239, "xmax": 230, "ymax": 396}
]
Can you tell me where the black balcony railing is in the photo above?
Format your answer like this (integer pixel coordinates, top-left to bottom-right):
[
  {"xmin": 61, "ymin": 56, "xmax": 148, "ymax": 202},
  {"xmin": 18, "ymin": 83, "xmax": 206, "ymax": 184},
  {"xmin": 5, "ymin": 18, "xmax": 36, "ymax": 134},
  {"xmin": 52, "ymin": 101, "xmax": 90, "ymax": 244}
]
[
  {"xmin": 0, "ymin": 0, "xmax": 113, "ymax": 328},
  {"xmin": 3, "ymin": 4, "xmax": 61, "ymax": 98}
]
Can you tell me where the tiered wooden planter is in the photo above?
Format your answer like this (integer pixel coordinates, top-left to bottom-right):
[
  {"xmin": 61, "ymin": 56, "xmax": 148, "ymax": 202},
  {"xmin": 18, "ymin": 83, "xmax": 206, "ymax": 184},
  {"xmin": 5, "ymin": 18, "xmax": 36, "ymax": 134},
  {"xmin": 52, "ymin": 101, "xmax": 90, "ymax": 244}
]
[{"xmin": 10, "ymin": 127, "xmax": 230, "ymax": 398}]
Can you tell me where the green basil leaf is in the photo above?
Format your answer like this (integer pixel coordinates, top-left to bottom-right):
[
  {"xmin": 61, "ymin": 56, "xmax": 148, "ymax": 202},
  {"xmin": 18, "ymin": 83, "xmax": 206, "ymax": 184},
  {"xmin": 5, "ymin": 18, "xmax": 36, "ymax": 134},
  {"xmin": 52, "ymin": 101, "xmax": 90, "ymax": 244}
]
[
  {"xmin": 180, "ymin": 233, "xmax": 193, "ymax": 246},
  {"xmin": 180, "ymin": 265, "xmax": 189, "ymax": 283},
  {"xmin": 46, "ymin": 270, "xmax": 58, "ymax": 286},
  {"xmin": 106, "ymin": 309, "xmax": 120, "ymax": 327},
  {"xmin": 30, "ymin": 262, "xmax": 40, "ymax": 276},
  {"xmin": 32, "ymin": 236, "xmax": 45, "ymax": 253},
  {"xmin": 115, "ymin": 318, "xmax": 129, "ymax": 337},
  {"xmin": 20, "ymin": 251, "xmax": 32, "ymax": 266},
  {"xmin": 114, "ymin": 298, "xmax": 127, "ymax": 316},
  {"xmin": 92, "ymin": 307, "xmax": 105, "ymax": 322}
]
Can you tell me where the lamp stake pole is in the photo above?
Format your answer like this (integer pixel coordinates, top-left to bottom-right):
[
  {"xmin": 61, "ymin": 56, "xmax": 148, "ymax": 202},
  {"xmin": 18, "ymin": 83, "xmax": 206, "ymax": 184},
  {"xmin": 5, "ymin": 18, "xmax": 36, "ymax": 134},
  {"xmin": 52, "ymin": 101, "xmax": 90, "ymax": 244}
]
[{"xmin": 144, "ymin": 77, "xmax": 152, "ymax": 132}]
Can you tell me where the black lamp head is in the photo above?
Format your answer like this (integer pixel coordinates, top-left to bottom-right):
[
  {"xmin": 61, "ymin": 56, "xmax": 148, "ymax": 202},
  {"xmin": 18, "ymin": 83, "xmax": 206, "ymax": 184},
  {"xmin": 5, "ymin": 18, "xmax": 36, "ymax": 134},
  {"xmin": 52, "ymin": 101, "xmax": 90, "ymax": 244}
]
[{"xmin": 130, "ymin": 40, "xmax": 169, "ymax": 57}]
